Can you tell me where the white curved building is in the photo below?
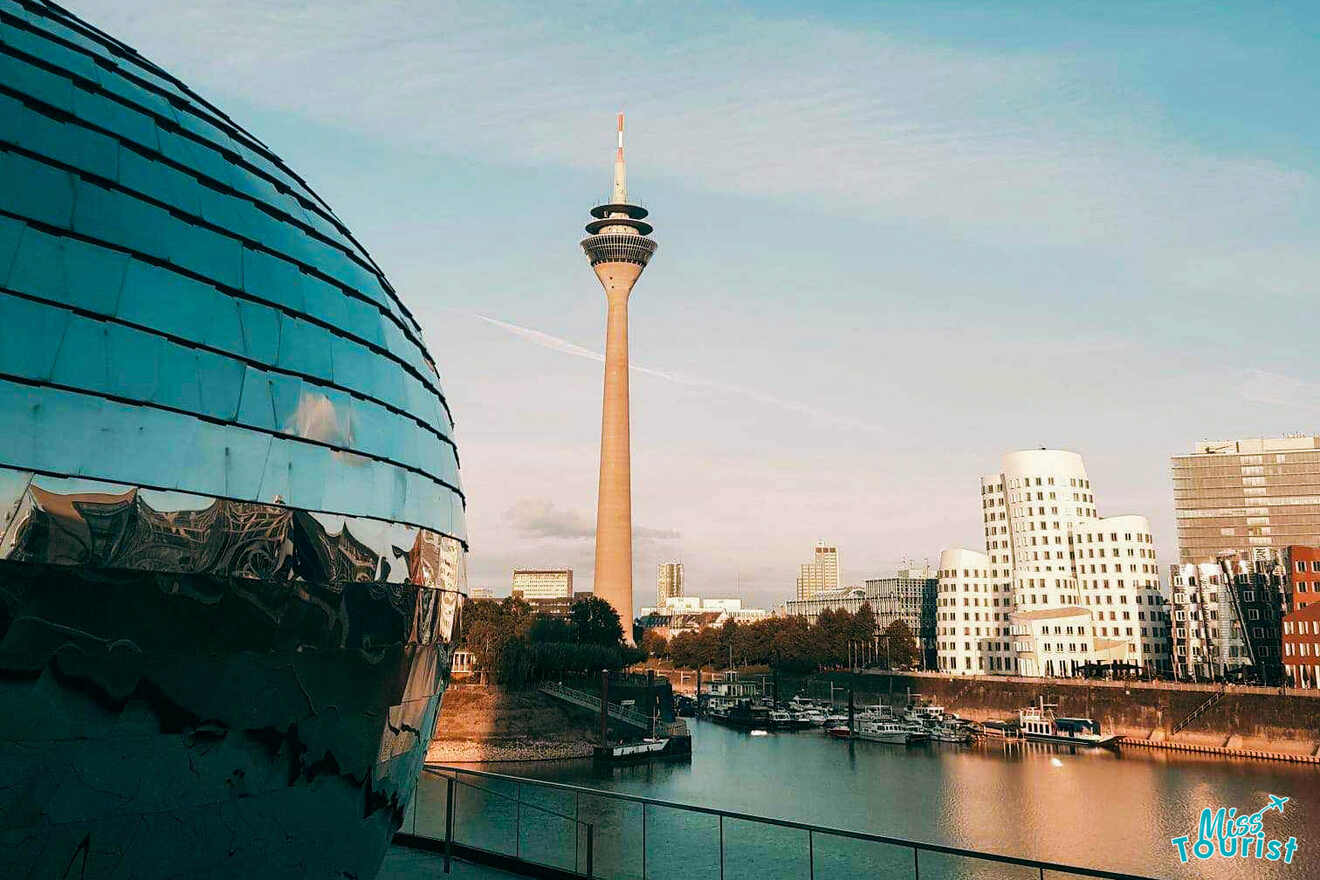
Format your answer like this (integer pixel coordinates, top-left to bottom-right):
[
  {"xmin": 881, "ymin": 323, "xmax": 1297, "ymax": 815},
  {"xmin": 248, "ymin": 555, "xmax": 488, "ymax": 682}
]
[{"xmin": 939, "ymin": 449, "xmax": 1172, "ymax": 677}]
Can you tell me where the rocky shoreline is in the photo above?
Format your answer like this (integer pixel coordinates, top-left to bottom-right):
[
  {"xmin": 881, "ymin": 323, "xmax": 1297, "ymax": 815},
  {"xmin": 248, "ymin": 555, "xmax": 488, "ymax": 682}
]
[{"xmin": 426, "ymin": 738, "xmax": 595, "ymax": 764}]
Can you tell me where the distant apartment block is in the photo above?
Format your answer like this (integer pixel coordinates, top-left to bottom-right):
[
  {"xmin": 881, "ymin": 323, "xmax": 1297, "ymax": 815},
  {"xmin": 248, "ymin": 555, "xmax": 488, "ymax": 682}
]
[
  {"xmin": 1286, "ymin": 545, "xmax": 1320, "ymax": 613},
  {"xmin": 512, "ymin": 568, "xmax": 574, "ymax": 600},
  {"xmin": 938, "ymin": 449, "xmax": 1171, "ymax": 678},
  {"xmin": 795, "ymin": 541, "xmax": 839, "ymax": 600},
  {"xmin": 638, "ymin": 595, "xmax": 771, "ymax": 637},
  {"xmin": 864, "ymin": 568, "xmax": 938, "ymax": 666},
  {"xmin": 1171, "ymin": 436, "xmax": 1320, "ymax": 565},
  {"xmin": 1283, "ymin": 604, "xmax": 1320, "ymax": 688},
  {"xmin": 657, "ymin": 562, "xmax": 684, "ymax": 603},
  {"xmin": 783, "ymin": 586, "xmax": 900, "ymax": 625},
  {"xmin": 525, "ymin": 591, "xmax": 595, "ymax": 619}
]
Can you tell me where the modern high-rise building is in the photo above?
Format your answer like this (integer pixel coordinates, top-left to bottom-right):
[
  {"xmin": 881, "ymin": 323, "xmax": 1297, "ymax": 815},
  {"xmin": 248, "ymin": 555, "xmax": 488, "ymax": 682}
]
[
  {"xmin": 657, "ymin": 561, "xmax": 684, "ymax": 603},
  {"xmin": 1171, "ymin": 436, "xmax": 1320, "ymax": 564},
  {"xmin": 938, "ymin": 450, "xmax": 1171, "ymax": 677},
  {"xmin": 1168, "ymin": 553, "xmax": 1287, "ymax": 683},
  {"xmin": 512, "ymin": 569, "xmax": 574, "ymax": 600},
  {"xmin": 581, "ymin": 114, "xmax": 658, "ymax": 636},
  {"xmin": 796, "ymin": 541, "xmax": 839, "ymax": 600},
  {"xmin": 864, "ymin": 567, "xmax": 938, "ymax": 666}
]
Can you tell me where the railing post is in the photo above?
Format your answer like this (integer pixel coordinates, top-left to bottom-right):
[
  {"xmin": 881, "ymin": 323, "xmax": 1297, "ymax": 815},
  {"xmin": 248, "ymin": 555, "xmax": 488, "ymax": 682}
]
[
  {"xmin": 808, "ymin": 828, "xmax": 814, "ymax": 880},
  {"xmin": 516, "ymin": 781, "xmax": 521, "ymax": 860},
  {"xmin": 912, "ymin": 846, "xmax": 919, "ymax": 880},
  {"xmin": 642, "ymin": 801, "xmax": 648, "ymax": 880},
  {"xmin": 719, "ymin": 814, "xmax": 724, "ymax": 880},
  {"xmin": 444, "ymin": 775, "xmax": 455, "ymax": 874},
  {"xmin": 586, "ymin": 823, "xmax": 594, "ymax": 879}
]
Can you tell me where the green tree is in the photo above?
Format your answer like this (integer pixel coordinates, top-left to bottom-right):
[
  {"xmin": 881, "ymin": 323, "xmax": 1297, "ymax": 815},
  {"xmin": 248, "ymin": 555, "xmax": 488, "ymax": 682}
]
[
  {"xmin": 570, "ymin": 595, "xmax": 624, "ymax": 646},
  {"xmin": 641, "ymin": 629, "xmax": 669, "ymax": 658},
  {"xmin": 884, "ymin": 618, "xmax": 918, "ymax": 669},
  {"xmin": 528, "ymin": 615, "xmax": 574, "ymax": 644}
]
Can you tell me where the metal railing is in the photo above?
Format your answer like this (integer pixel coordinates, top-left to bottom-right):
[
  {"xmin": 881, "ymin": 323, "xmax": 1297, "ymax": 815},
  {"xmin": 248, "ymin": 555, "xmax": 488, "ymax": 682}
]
[
  {"xmin": 540, "ymin": 681, "xmax": 690, "ymax": 738},
  {"xmin": 402, "ymin": 765, "xmax": 1161, "ymax": 880}
]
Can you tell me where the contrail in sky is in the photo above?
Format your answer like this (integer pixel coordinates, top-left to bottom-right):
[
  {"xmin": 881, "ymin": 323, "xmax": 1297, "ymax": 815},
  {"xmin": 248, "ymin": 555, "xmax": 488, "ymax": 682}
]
[{"xmin": 466, "ymin": 312, "xmax": 888, "ymax": 434}]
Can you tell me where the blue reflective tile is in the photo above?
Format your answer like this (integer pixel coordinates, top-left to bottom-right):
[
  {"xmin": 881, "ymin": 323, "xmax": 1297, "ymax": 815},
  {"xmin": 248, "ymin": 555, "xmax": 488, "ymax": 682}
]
[
  {"xmin": 47, "ymin": 313, "xmax": 109, "ymax": 393},
  {"xmin": 71, "ymin": 87, "xmax": 159, "ymax": 152},
  {"xmin": 0, "ymin": 93, "xmax": 120, "ymax": 181},
  {"xmin": 106, "ymin": 322, "xmax": 159, "ymax": 400},
  {"xmin": 236, "ymin": 298, "xmax": 281, "ymax": 363},
  {"xmin": 240, "ymin": 246, "xmax": 306, "ymax": 313},
  {"xmin": 4, "ymin": 228, "xmax": 130, "ymax": 317},
  {"xmin": 0, "ymin": 148, "xmax": 76, "ymax": 227},
  {"xmin": 276, "ymin": 316, "xmax": 333, "ymax": 381},
  {"xmin": 0, "ymin": 294, "xmax": 69, "ymax": 381},
  {"xmin": 235, "ymin": 365, "xmax": 276, "ymax": 432},
  {"xmin": 117, "ymin": 259, "xmax": 232, "ymax": 347},
  {"xmin": 72, "ymin": 179, "xmax": 170, "ymax": 253},
  {"xmin": 164, "ymin": 217, "xmax": 242, "ymax": 289},
  {"xmin": 0, "ymin": 215, "xmax": 24, "ymax": 282},
  {"xmin": 0, "ymin": 22, "xmax": 103, "ymax": 85},
  {"xmin": 151, "ymin": 341, "xmax": 203, "ymax": 414},
  {"xmin": 116, "ymin": 146, "xmax": 204, "ymax": 217},
  {"xmin": 217, "ymin": 423, "xmax": 273, "ymax": 500},
  {"xmin": 192, "ymin": 348, "xmax": 245, "ymax": 422},
  {"xmin": 0, "ymin": 52, "xmax": 78, "ymax": 114},
  {"xmin": 267, "ymin": 372, "xmax": 304, "ymax": 433}
]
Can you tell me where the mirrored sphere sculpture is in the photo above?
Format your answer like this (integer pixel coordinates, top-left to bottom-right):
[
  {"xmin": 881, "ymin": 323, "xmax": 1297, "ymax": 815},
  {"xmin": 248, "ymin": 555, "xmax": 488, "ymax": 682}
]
[{"xmin": 0, "ymin": 2, "xmax": 466, "ymax": 876}]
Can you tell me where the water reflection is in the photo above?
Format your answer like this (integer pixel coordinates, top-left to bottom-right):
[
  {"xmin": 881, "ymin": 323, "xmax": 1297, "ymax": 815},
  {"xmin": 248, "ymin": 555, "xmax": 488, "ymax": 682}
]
[{"xmin": 461, "ymin": 719, "xmax": 1317, "ymax": 879}]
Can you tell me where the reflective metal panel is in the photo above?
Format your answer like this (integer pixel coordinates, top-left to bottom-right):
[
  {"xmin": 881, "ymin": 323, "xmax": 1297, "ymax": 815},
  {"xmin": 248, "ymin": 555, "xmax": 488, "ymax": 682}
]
[{"xmin": 0, "ymin": 2, "xmax": 468, "ymax": 877}]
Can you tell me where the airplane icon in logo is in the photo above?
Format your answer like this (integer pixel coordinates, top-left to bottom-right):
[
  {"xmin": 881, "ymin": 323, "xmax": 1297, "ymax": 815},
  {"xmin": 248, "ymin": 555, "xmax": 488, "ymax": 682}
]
[{"xmin": 1267, "ymin": 795, "xmax": 1289, "ymax": 815}]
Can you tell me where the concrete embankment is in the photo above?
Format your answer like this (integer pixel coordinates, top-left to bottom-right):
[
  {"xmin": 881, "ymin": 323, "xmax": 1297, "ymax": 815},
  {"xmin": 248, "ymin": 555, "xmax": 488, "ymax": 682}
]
[
  {"xmin": 427, "ymin": 684, "xmax": 596, "ymax": 763},
  {"xmin": 821, "ymin": 671, "xmax": 1320, "ymax": 762}
]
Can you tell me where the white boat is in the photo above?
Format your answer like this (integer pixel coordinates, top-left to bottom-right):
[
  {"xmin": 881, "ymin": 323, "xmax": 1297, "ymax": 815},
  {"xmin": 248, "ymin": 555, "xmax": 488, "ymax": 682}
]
[
  {"xmin": 601, "ymin": 738, "xmax": 669, "ymax": 759},
  {"xmin": 1018, "ymin": 699, "xmax": 1120, "ymax": 748},
  {"xmin": 854, "ymin": 719, "xmax": 912, "ymax": 744},
  {"xmin": 900, "ymin": 722, "xmax": 930, "ymax": 743},
  {"xmin": 932, "ymin": 723, "xmax": 972, "ymax": 744}
]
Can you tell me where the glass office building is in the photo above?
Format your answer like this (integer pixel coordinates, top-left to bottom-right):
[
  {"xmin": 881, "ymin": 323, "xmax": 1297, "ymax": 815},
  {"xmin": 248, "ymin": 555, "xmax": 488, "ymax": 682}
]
[{"xmin": 0, "ymin": 2, "xmax": 466, "ymax": 877}]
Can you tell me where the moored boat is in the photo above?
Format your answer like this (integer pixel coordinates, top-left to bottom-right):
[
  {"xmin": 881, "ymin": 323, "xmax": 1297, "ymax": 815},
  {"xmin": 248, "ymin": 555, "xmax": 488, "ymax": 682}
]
[
  {"xmin": 854, "ymin": 719, "xmax": 913, "ymax": 745},
  {"xmin": 1018, "ymin": 699, "xmax": 1120, "ymax": 748}
]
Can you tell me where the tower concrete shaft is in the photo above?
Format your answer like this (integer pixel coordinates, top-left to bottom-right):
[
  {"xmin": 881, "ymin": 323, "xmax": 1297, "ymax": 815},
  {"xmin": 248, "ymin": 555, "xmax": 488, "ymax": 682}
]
[{"xmin": 580, "ymin": 114, "xmax": 657, "ymax": 640}]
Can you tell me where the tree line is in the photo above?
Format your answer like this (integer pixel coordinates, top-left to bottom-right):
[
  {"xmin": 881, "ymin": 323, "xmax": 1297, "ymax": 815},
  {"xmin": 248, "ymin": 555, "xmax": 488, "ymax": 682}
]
[
  {"xmin": 643, "ymin": 604, "xmax": 920, "ymax": 673},
  {"xmin": 460, "ymin": 595, "xmax": 645, "ymax": 688}
]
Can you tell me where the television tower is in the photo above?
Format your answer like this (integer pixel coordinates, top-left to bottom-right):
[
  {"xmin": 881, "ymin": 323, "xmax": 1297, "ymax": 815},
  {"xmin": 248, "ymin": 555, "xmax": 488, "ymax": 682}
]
[{"xmin": 581, "ymin": 113, "xmax": 658, "ymax": 640}]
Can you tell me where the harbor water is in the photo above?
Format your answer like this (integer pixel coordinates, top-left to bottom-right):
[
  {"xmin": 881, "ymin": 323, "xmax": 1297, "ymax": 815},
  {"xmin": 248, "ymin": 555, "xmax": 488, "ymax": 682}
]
[{"xmin": 423, "ymin": 718, "xmax": 1319, "ymax": 879}]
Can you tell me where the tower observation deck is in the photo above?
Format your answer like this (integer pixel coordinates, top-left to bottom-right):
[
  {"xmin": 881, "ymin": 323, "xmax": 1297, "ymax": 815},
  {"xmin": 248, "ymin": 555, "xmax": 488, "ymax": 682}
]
[{"xmin": 581, "ymin": 114, "xmax": 657, "ymax": 640}]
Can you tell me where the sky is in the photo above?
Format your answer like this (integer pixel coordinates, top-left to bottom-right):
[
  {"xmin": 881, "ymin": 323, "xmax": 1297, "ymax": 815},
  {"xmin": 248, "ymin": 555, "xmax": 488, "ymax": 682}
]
[{"xmin": 76, "ymin": 0, "xmax": 1320, "ymax": 612}]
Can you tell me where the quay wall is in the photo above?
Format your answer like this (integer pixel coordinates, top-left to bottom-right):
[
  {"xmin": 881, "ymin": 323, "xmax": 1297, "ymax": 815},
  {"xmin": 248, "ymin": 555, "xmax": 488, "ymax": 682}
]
[
  {"xmin": 426, "ymin": 678, "xmax": 676, "ymax": 763},
  {"xmin": 426, "ymin": 684, "xmax": 596, "ymax": 763},
  {"xmin": 822, "ymin": 671, "xmax": 1320, "ymax": 758}
]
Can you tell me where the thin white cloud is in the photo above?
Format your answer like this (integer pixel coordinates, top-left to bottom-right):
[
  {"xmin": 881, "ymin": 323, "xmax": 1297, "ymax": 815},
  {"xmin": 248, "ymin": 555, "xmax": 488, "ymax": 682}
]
[
  {"xmin": 1239, "ymin": 369, "xmax": 1320, "ymax": 412},
  {"xmin": 467, "ymin": 311, "xmax": 890, "ymax": 433},
  {"xmin": 78, "ymin": 0, "xmax": 1313, "ymax": 250}
]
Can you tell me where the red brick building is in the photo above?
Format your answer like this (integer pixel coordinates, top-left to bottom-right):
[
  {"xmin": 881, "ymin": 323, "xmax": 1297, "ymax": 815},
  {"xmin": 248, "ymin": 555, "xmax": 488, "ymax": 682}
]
[
  {"xmin": 1283, "ymin": 603, "xmax": 1320, "ymax": 688},
  {"xmin": 1286, "ymin": 545, "xmax": 1320, "ymax": 613}
]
